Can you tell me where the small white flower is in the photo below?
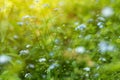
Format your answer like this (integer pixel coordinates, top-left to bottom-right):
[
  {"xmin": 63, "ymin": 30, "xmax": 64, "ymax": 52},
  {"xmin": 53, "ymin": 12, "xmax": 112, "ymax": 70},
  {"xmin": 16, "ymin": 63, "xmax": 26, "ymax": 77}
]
[
  {"xmin": 97, "ymin": 22, "xmax": 104, "ymax": 28},
  {"xmin": 49, "ymin": 52, "xmax": 54, "ymax": 56},
  {"xmin": 96, "ymin": 65, "xmax": 100, "ymax": 70},
  {"xmin": 54, "ymin": 39, "xmax": 60, "ymax": 44},
  {"xmin": 75, "ymin": 24, "xmax": 86, "ymax": 31},
  {"xmin": 42, "ymin": 75, "xmax": 46, "ymax": 78},
  {"xmin": 98, "ymin": 41, "xmax": 108, "ymax": 53},
  {"xmin": 85, "ymin": 73, "xmax": 89, "ymax": 77},
  {"xmin": 107, "ymin": 45, "xmax": 114, "ymax": 51},
  {"xmin": 25, "ymin": 73, "xmax": 32, "ymax": 78},
  {"xmin": 97, "ymin": 17, "xmax": 105, "ymax": 21},
  {"xmin": 99, "ymin": 57, "xmax": 106, "ymax": 61},
  {"xmin": 0, "ymin": 55, "xmax": 11, "ymax": 64},
  {"xmin": 28, "ymin": 64, "xmax": 35, "ymax": 68},
  {"xmin": 84, "ymin": 35, "xmax": 91, "ymax": 40},
  {"xmin": 19, "ymin": 49, "xmax": 29, "ymax": 55},
  {"xmin": 48, "ymin": 63, "xmax": 59, "ymax": 70},
  {"xmin": 78, "ymin": 35, "xmax": 83, "ymax": 38},
  {"xmin": 98, "ymin": 41, "xmax": 115, "ymax": 53},
  {"xmin": 102, "ymin": 7, "xmax": 114, "ymax": 17},
  {"xmin": 26, "ymin": 44, "xmax": 31, "ymax": 48},
  {"xmin": 39, "ymin": 58, "xmax": 46, "ymax": 62},
  {"xmin": 83, "ymin": 67, "xmax": 90, "ymax": 71},
  {"xmin": 75, "ymin": 46, "xmax": 85, "ymax": 54},
  {"xmin": 94, "ymin": 73, "xmax": 99, "ymax": 77},
  {"xmin": 13, "ymin": 35, "xmax": 19, "ymax": 39}
]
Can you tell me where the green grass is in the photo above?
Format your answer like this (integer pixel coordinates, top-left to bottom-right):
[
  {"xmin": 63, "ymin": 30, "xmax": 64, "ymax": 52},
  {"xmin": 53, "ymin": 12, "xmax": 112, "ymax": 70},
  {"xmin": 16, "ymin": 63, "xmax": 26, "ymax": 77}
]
[{"xmin": 0, "ymin": 0, "xmax": 120, "ymax": 80}]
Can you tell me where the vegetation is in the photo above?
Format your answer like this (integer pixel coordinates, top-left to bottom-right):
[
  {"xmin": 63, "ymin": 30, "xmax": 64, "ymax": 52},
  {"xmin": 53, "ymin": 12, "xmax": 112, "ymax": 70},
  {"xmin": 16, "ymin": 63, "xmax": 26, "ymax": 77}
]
[{"xmin": 0, "ymin": 0, "xmax": 120, "ymax": 80}]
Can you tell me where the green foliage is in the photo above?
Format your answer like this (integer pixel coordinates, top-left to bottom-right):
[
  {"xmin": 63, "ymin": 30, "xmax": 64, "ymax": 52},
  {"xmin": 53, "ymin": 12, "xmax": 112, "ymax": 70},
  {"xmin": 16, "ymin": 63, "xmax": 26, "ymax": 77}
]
[{"xmin": 0, "ymin": 0, "xmax": 120, "ymax": 80}]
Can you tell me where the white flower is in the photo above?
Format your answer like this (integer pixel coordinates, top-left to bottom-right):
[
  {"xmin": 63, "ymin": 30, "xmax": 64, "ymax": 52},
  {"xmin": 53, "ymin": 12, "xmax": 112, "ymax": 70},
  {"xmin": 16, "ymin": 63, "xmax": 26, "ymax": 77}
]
[
  {"xmin": 107, "ymin": 45, "xmax": 114, "ymax": 51},
  {"xmin": 85, "ymin": 73, "xmax": 89, "ymax": 77},
  {"xmin": 98, "ymin": 41, "xmax": 115, "ymax": 53},
  {"xmin": 96, "ymin": 65, "xmax": 100, "ymax": 70},
  {"xmin": 94, "ymin": 73, "xmax": 99, "ymax": 77},
  {"xmin": 99, "ymin": 57, "xmax": 106, "ymax": 61},
  {"xmin": 19, "ymin": 49, "xmax": 29, "ymax": 55},
  {"xmin": 25, "ymin": 73, "xmax": 32, "ymax": 78},
  {"xmin": 54, "ymin": 39, "xmax": 60, "ymax": 44},
  {"xmin": 49, "ymin": 52, "xmax": 54, "ymax": 56},
  {"xmin": 99, "ymin": 41, "xmax": 108, "ymax": 53},
  {"xmin": 38, "ymin": 58, "xmax": 46, "ymax": 62},
  {"xmin": 75, "ymin": 46, "xmax": 85, "ymax": 54},
  {"xmin": 0, "ymin": 55, "xmax": 11, "ymax": 64},
  {"xmin": 102, "ymin": 7, "xmax": 114, "ymax": 17},
  {"xmin": 83, "ymin": 67, "xmax": 90, "ymax": 71},
  {"xmin": 27, "ymin": 64, "xmax": 35, "ymax": 69},
  {"xmin": 97, "ymin": 22, "xmax": 104, "ymax": 28},
  {"xmin": 13, "ymin": 35, "xmax": 19, "ymax": 39},
  {"xmin": 97, "ymin": 17, "xmax": 105, "ymax": 21},
  {"xmin": 48, "ymin": 63, "xmax": 59, "ymax": 70},
  {"xmin": 84, "ymin": 35, "xmax": 91, "ymax": 40},
  {"xmin": 26, "ymin": 44, "xmax": 31, "ymax": 48},
  {"xmin": 75, "ymin": 24, "xmax": 86, "ymax": 31}
]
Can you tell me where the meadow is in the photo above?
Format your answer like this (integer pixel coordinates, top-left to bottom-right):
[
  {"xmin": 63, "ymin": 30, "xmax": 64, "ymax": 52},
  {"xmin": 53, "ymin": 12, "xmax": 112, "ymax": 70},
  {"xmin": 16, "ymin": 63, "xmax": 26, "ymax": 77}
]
[{"xmin": 0, "ymin": 0, "xmax": 120, "ymax": 80}]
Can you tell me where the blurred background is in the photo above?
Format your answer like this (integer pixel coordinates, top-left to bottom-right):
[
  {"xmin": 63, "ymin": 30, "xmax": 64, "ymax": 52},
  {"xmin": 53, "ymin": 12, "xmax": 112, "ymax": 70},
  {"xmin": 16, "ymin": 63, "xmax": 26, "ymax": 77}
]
[{"xmin": 0, "ymin": 0, "xmax": 120, "ymax": 80}]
